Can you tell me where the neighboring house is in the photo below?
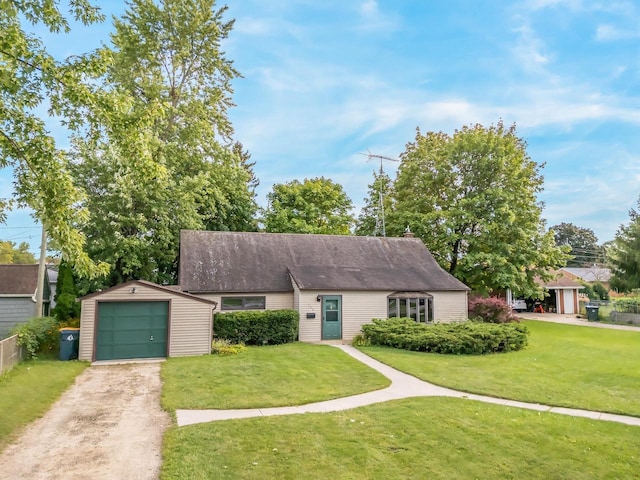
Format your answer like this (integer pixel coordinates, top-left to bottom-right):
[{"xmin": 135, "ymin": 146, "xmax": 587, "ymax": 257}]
[
  {"xmin": 47, "ymin": 265, "xmax": 58, "ymax": 309},
  {"xmin": 561, "ymin": 267, "xmax": 611, "ymax": 287},
  {"xmin": 0, "ymin": 265, "xmax": 50, "ymax": 339},
  {"xmin": 79, "ymin": 230, "xmax": 469, "ymax": 362},
  {"xmin": 507, "ymin": 270, "xmax": 583, "ymax": 315}
]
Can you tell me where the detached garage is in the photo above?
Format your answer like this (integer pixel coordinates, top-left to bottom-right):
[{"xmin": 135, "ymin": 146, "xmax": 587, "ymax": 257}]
[{"xmin": 79, "ymin": 280, "xmax": 217, "ymax": 362}]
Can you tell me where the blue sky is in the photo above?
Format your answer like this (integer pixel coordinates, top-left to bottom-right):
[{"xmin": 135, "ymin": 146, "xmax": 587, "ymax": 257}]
[{"xmin": 3, "ymin": 0, "xmax": 640, "ymax": 250}]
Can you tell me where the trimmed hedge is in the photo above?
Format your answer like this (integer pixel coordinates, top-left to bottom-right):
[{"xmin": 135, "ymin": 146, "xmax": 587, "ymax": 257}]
[
  {"xmin": 214, "ymin": 309, "xmax": 299, "ymax": 345},
  {"xmin": 361, "ymin": 318, "xmax": 528, "ymax": 354}
]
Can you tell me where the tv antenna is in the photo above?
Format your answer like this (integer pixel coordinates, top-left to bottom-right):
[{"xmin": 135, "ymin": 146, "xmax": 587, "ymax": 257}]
[{"xmin": 359, "ymin": 150, "xmax": 399, "ymax": 237}]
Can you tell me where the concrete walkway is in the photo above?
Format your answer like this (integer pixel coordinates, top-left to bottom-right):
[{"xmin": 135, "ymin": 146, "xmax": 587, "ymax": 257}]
[
  {"xmin": 518, "ymin": 312, "xmax": 640, "ymax": 331},
  {"xmin": 176, "ymin": 344, "xmax": 640, "ymax": 428}
]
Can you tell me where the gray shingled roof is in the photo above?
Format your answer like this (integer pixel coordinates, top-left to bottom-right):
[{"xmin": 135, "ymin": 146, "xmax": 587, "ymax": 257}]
[
  {"xmin": 562, "ymin": 267, "xmax": 611, "ymax": 283},
  {"xmin": 0, "ymin": 264, "xmax": 39, "ymax": 295},
  {"xmin": 179, "ymin": 230, "xmax": 469, "ymax": 293}
]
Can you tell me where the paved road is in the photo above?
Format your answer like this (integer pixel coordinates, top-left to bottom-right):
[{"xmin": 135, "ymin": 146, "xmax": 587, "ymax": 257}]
[
  {"xmin": 517, "ymin": 312, "xmax": 640, "ymax": 331},
  {"xmin": 0, "ymin": 363, "xmax": 170, "ymax": 480}
]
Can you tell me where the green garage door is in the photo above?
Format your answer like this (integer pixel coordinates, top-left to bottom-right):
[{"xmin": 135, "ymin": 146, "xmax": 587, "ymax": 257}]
[{"xmin": 96, "ymin": 302, "xmax": 169, "ymax": 361}]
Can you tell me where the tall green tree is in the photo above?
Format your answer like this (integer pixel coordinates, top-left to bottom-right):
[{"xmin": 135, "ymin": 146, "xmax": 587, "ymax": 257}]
[
  {"xmin": 0, "ymin": 241, "xmax": 37, "ymax": 264},
  {"xmin": 389, "ymin": 122, "xmax": 569, "ymax": 296},
  {"xmin": 52, "ymin": 260, "xmax": 81, "ymax": 322},
  {"xmin": 355, "ymin": 170, "xmax": 393, "ymax": 236},
  {"xmin": 551, "ymin": 222, "xmax": 603, "ymax": 267},
  {"xmin": 263, "ymin": 177, "xmax": 354, "ymax": 234},
  {"xmin": 0, "ymin": 1, "xmax": 109, "ymax": 278},
  {"xmin": 71, "ymin": 0, "xmax": 257, "ymax": 286},
  {"xmin": 609, "ymin": 199, "xmax": 640, "ymax": 292}
]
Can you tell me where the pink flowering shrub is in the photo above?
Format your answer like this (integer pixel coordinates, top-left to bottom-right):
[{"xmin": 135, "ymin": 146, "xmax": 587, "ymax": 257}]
[{"xmin": 468, "ymin": 296, "xmax": 517, "ymax": 323}]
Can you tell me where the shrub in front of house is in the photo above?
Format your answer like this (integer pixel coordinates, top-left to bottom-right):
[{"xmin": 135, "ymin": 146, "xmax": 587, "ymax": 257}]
[
  {"xmin": 468, "ymin": 295, "xmax": 517, "ymax": 323},
  {"xmin": 211, "ymin": 338, "xmax": 246, "ymax": 355},
  {"xmin": 213, "ymin": 309, "xmax": 299, "ymax": 345},
  {"xmin": 11, "ymin": 316, "xmax": 59, "ymax": 359},
  {"xmin": 360, "ymin": 318, "xmax": 528, "ymax": 354}
]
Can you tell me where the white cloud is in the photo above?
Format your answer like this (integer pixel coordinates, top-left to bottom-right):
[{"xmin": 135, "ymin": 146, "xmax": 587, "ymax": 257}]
[
  {"xmin": 355, "ymin": 0, "xmax": 401, "ymax": 33},
  {"xmin": 595, "ymin": 23, "xmax": 640, "ymax": 41},
  {"xmin": 510, "ymin": 22, "xmax": 551, "ymax": 72}
]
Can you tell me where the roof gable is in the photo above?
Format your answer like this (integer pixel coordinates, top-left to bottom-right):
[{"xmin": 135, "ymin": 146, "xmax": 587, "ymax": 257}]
[
  {"xmin": 537, "ymin": 270, "xmax": 584, "ymax": 289},
  {"xmin": 79, "ymin": 279, "xmax": 218, "ymax": 305},
  {"xmin": 0, "ymin": 264, "xmax": 43, "ymax": 295},
  {"xmin": 179, "ymin": 231, "xmax": 469, "ymax": 293},
  {"xmin": 561, "ymin": 267, "xmax": 611, "ymax": 283}
]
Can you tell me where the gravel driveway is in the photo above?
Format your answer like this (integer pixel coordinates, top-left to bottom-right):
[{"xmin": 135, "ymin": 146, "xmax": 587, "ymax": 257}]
[{"xmin": 0, "ymin": 362, "xmax": 170, "ymax": 480}]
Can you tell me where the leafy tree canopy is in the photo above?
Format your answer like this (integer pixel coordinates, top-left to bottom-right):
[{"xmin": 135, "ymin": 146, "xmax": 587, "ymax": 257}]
[
  {"xmin": 388, "ymin": 121, "xmax": 570, "ymax": 296},
  {"xmin": 71, "ymin": 0, "xmax": 258, "ymax": 287},
  {"xmin": 0, "ymin": 0, "xmax": 109, "ymax": 278},
  {"xmin": 550, "ymin": 222, "xmax": 603, "ymax": 267},
  {"xmin": 263, "ymin": 177, "xmax": 354, "ymax": 234},
  {"xmin": 609, "ymin": 198, "xmax": 640, "ymax": 292},
  {"xmin": 0, "ymin": 241, "xmax": 37, "ymax": 264}
]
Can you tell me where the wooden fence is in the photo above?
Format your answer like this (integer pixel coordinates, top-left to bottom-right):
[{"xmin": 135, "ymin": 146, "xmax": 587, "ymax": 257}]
[{"xmin": 0, "ymin": 334, "xmax": 24, "ymax": 375}]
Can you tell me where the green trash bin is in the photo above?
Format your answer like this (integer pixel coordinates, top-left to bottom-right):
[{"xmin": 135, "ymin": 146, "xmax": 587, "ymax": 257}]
[
  {"xmin": 585, "ymin": 305, "xmax": 600, "ymax": 322},
  {"xmin": 59, "ymin": 328, "xmax": 80, "ymax": 360}
]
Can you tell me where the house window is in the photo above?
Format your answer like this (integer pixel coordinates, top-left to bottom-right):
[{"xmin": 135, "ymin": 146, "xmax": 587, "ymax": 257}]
[
  {"xmin": 387, "ymin": 295, "xmax": 433, "ymax": 323},
  {"xmin": 221, "ymin": 296, "xmax": 266, "ymax": 310}
]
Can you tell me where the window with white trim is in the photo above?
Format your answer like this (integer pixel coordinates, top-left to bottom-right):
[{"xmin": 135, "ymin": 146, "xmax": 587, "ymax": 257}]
[
  {"xmin": 221, "ymin": 296, "xmax": 266, "ymax": 310},
  {"xmin": 388, "ymin": 295, "xmax": 433, "ymax": 323}
]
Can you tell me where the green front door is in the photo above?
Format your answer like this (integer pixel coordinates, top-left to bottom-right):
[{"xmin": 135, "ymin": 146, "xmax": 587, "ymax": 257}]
[
  {"xmin": 321, "ymin": 296, "xmax": 342, "ymax": 340},
  {"xmin": 96, "ymin": 301, "xmax": 169, "ymax": 361}
]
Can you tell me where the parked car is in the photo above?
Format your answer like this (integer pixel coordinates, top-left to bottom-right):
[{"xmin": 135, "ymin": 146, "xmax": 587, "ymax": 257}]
[{"xmin": 511, "ymin": 299, "xmax": 527, "ymax": 312}]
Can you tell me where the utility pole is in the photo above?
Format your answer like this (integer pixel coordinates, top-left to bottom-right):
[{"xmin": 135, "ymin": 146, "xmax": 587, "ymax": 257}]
[
  {"xmin": 360, "ymin": 151, "xmax": 399, "ymax": 237},
  {"xmin": 35, "ymin": 222, "xmax": 47, "ymax": 317}
]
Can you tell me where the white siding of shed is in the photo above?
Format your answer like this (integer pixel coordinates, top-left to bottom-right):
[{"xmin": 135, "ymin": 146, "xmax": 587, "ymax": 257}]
[
  {"xmin": 431, "ymin": 291, "xmax": 468, "ymax": 323},
  {"xmin": 79, "ymin": 283, "xmax": 213, "ymax": 361}
]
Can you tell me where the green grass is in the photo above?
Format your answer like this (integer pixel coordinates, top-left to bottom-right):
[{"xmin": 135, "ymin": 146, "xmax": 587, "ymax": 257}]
[
  {"xmin": 360, "ymin": 320, "xmax": 640, "ymax": 416},
  {"xmin": 161, "ymin": 397, "xmax": 640, "ymax": 480},
  {"xmin": 161, "ymin": 343, "xmax": 390, "ymax": 410},
  {"xmin": 0, "ymin": 358, "xmax": 87, "ymax": 451}
]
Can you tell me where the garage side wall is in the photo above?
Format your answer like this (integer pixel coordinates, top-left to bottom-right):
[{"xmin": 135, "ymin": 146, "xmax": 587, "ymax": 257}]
[{"xmin": 79, "ymin": 284, "xmax": 213, "ymax": 361}]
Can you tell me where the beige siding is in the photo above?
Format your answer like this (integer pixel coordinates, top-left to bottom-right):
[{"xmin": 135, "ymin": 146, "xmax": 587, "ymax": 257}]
[
  {"xmin": 298, "ymin": 290, "xmax": 468, "ymax": 342},
  {"xmin": 297, "ymin": 290, "xmax": 390, "ymax": 342},
  {"xmin": 79, "ymin": 283, "xmax": 214, "ymax": 361},
  {"xmin": 297, "ymin": 290, "xmax": 322, "ymax": 342},
  {"xmin": 430, "ymin": 291, "xmax": 468, "ymax": 323},
  {"xmin": 197, "ymin": 292, "xmax": 294, "ymax": 311},
  {"xmin": 341, "ymin": 291, "xmax": 389, "ymax": 341}
]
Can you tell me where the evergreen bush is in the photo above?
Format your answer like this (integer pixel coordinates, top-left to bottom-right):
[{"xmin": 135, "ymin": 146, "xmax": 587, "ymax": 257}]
[
  {"xmin": 213, "ymin": 309, "xmax": 299, "ymax": 345},
  {"xmin": 361, "ymin": 318, "xmax": 528, "ymax": 354}
]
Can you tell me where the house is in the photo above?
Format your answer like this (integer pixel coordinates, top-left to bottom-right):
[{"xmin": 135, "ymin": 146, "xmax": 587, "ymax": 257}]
[
  {"xmin": 561, "ymin": 267, "xmax": 611, "ymax": 287},
  {"xmin": 0, "ymin": 264, "xmax": 51, "ymax": 339},
  {"xmin": 78, "ymin": 231, "xmax": 469, "ymax": 361},
  {"xmin": 47, "ymin": 266, "xmax": 58, "ymax": 309},
  {"xmin": 507, "ymin": 270, "xmax": 583, "ymax": 315}
]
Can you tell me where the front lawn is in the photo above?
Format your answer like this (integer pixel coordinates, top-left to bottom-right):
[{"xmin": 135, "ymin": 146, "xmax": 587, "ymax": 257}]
[
  {"xmin": 0, "ymin": 358, "xmax": 87, "ymax": 451},
  {"xmin": 161, "ymin": 343, "xmax": 389, "ymax": 410},
  {"xmin": 161, "ymin": 397, "xmax": 640, "ymax": 479},
  {"xmin": 360, "ymin": 320, "xmax": 640, "ymax": 416}
]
